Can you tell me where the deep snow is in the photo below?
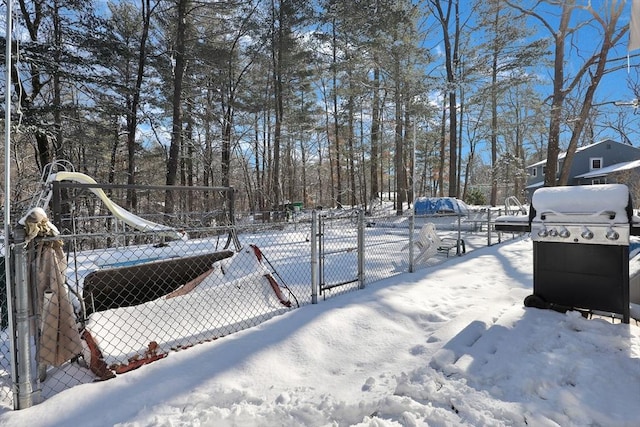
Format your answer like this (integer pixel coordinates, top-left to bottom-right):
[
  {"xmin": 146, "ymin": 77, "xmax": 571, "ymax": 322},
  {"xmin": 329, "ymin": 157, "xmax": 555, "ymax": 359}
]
[{"xmin": 0, "ymin": 236, "xmax": 639, "ymax": 426}]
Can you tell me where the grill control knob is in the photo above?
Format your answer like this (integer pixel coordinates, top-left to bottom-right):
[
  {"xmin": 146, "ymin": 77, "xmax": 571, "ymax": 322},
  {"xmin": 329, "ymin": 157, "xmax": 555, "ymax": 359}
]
[
  {"xmin": 581, "ymin": 228, "xmax": 594, "ymax": 240},
  {"xmin": 559, "ymin": 227, "xmax": 571, "ymax": 238},
  {"xmin": 606, "ymin": 228, "xmax": 619, "ymax": 241},
  {"xmin": 548, "ymin": 228, "xmax": 558, "ymax": 237},
  {"xmin": 537, "ymin": 227, "xmax": 548, "ymax": 238}
]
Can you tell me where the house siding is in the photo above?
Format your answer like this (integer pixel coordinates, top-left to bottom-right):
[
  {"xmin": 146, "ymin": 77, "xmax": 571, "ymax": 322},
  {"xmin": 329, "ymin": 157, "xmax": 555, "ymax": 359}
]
[{"xmin": 525, "ymin": 139, "xmax": 640, "ymax": 200}]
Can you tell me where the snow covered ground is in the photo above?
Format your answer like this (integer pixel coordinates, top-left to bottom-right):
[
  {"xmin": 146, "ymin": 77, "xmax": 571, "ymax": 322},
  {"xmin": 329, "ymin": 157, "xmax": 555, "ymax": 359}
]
[{"xmin": 0, "ymin": 235, "xmax": 639, "ymax": 426}]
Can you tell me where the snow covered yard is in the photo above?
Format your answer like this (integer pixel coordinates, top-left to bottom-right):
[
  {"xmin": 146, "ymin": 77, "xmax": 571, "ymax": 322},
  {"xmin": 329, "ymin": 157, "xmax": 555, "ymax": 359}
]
[{"xmin": 1, "ymin": 236, "xmax": 638, "ymax": 426}]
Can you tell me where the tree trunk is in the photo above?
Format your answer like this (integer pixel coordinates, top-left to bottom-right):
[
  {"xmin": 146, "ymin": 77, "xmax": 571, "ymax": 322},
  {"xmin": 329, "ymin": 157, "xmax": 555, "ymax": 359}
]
[
  {"xmin": 52, "ymin": 0, "xmax": 64, "ymax": 161},
  {"xmin": 438, "ymin": 93, "xmax": 447, "ymax": 197},
  {"xmin": 489, "ymin": 3, "xmax": 499, "ymax": 206},
  {"xmin": 165, "ymin": 0, "xmax": 188, "ymax": 214},
  {"xmin": 221, "ymin": 102, "xmax": 233, "ymax": 188},
  {"xmin": 370, "ymin": 65, "xmax": 380, "ymax": 202},
  {"xmin": 270, "ymin": 0, "xmax": 283, "ymax": 210},
  {"xmin": 394, "ymin": 68, "xmax": 405, "ymax": 215},
  {"xmin": 432, "ymin": 0, "xmax": 459, "ymax": 198},
  {"xmin": 544, "ymin": 5, "xmax": 571, "ymax": 187},
  {"xmin": 125, "ymin": 0, "xmax": 152, "ymax": 210},
  {"xmin": 348, "ymin": 91, "xmax": 356, "ymax": 207},
  {"xmin": 332, "ymin": 19, "xmax": 342, "ymax": 208}
]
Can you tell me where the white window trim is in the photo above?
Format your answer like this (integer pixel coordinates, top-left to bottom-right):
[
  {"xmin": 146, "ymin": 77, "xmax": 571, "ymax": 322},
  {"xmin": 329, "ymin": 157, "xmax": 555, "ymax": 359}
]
[{"xmin": 590, "ymin": 157, "xmax": 603, "ymax": 170}]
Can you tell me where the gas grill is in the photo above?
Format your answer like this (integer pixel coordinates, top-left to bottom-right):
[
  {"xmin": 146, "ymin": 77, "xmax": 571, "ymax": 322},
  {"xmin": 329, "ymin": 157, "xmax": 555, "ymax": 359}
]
[{"xmin": 495, "ymin": 184, "xmax": 640, "ymax": 323}]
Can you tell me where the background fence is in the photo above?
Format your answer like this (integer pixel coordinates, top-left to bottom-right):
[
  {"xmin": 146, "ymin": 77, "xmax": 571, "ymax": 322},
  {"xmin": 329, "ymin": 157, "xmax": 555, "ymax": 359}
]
[{"xmin": 0, "ymin": 184, "xmax": 522, "ymax": 410}]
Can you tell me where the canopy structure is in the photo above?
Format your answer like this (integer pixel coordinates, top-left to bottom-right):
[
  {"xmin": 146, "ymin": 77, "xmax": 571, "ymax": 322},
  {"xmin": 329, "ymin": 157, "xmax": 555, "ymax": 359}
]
[{"xmin": 414, "ymin": 197, "xmax": 469, "ymax": 216}]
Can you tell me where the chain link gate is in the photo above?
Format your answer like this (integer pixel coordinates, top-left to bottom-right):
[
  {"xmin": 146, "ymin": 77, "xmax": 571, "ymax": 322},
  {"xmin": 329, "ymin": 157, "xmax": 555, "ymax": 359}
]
[{"xmin": 315, "ymin": 210, "xmax": 364, "ymax": 299}]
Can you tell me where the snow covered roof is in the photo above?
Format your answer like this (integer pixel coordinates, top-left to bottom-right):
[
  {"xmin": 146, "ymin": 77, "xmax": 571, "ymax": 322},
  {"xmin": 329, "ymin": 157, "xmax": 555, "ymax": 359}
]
[
  {"xmin": 574, "ymin": 159, "xmax": 640, "ymax": 179},
  {"xmin": 526, "ymin": 139, "xmax": 621, "ymax": 169}
]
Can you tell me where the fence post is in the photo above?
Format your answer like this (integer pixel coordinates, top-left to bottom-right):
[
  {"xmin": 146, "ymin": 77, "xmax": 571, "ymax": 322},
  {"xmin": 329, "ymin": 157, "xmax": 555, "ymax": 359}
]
[
  {"xmin": 318, "ymin": 212, "xmax": 325, "ymax": 298},
  {"xmin": 408, "ymin": 214, "xmax": 415, "ymax": 273},
  {"xmin": 311, "ymin": 210, "xmax": 318, "ymax": 304},
  {"xmin": 12, "ymin": 226, "xmax": 40, "ymax": 409},
  {"xmin": 456, "ymin": 214, "xmax": 462, "ymax": 255},
  {"xmin": 4, "ymin": 236, "xmax": 17, "ymax": 409},
  {"xmin": 357, "ymin": 209, "xmax": 365, "ymax": 289},
  {"xmin": 487, "ymin": 208, "xmax": 492, "ymax": 247}
]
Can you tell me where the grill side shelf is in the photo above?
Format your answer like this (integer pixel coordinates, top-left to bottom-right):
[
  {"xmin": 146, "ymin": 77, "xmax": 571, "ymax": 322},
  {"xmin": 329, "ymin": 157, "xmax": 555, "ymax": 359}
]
[{"xmin": 494, "ymin": 222, "xmax": 531, "ymax": 233}]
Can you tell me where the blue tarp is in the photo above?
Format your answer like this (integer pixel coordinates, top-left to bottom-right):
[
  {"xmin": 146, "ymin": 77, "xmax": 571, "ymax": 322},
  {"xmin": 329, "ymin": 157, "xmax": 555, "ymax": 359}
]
[{"xmin": 414, "ymin": 197, "xmax": 469, "ymax": 216}]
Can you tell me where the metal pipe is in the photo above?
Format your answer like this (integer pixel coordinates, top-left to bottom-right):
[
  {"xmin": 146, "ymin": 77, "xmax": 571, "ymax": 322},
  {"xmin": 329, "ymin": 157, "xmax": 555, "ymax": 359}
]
[
  {"xmin": 410, "ymin": 119, "xmax": 417, "ymax": 272},
  {"xmin": 311, "ymin": 210, "xmax": 318, "ymax": 304},
  {"xmin": 487, "ymin": 208, "xmax": 492, "ymax": 246},
  {"xmin": 408, "ymin": 214, "xmax": 415, "ymax": 273},
  {"xmin": 53, "ymin": 181, "xmax": 233, "ymax": 192},
  {"xmin": 457, "ymin": 214, "xmax": 462, "ymax": 255},
  {"xmin": 318, "ymin": 213, "xmax": 325, "ymax": 296},
  {"xmin": 4, "ymin": 0, "xmax": 18, "ymax": 409},
  {"xmin": 498, "ymin": 208, "xmax": 502, "ymax": 244},
  {"xmin": 12, "ymin": 227, "xmax": 39, "ymax": 408},
  {"xmin": 52, "ymin": 181, "xmax": 62, "ymax": 225},
  {"xmin": 357, "ymin": 209, "xmax": 365, "ymax": 289}
]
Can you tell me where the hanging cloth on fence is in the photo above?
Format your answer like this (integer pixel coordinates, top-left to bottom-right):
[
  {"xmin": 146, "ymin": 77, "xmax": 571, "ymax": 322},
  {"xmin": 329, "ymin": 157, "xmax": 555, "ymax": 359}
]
[{"xmin": 21, "ymin": 207, "xmax": 83, "ymax": 367}]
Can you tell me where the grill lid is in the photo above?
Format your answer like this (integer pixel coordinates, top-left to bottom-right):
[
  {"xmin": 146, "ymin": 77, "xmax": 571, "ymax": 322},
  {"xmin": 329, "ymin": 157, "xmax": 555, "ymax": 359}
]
[
  {"xmin": 494, "ymin": 184, "xmax": 640, "ymax": 242},
  {"xmin": 530, "ymin": 184, "xmax": 632, "ymax": 225},
  {"xmin": 528, "ymin": 184, "xmax": 634, "ymax": 246}
]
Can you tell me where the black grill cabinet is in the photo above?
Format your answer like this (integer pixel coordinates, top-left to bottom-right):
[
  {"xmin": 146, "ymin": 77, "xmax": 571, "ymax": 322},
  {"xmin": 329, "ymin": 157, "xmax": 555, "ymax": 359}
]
[{"xmin": 495, "ymin": 184, "xmax": 639, "ymax": 323}]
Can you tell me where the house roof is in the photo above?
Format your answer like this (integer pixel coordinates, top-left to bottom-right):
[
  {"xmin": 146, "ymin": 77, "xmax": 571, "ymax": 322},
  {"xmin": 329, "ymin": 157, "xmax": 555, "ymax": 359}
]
[
  {"xmin": 526, "ymin": 139, "xmax": 622, "ymax": 168},
  {"xmin": 574, "ymin": 158, "xmax": 640, "ymax": 179}
]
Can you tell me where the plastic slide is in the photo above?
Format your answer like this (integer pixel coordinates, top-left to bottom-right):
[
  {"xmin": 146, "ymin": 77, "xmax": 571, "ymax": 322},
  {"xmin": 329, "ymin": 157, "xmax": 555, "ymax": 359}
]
[{"xmin": 47, "ymin": 171, "xmax": 187, "ymax": 240}]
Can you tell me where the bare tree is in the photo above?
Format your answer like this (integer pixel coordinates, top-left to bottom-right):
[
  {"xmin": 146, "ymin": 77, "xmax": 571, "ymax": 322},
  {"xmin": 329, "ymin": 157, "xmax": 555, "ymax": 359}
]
[
  {"xmin": 557, "ymin": 1, "xmax": 627, "ymax": 185},
  {"xmin": 506, "ymin": 0, "xmax": 628, "ymax": 187}
]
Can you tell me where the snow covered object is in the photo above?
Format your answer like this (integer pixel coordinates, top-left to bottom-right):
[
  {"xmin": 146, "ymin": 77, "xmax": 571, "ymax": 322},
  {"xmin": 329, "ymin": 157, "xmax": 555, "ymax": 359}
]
[
  {"xmin": 19, "ymin": 207, "xmax": 84, "ymax": 368},
  {"xmin": 530, "ymin": 183, "xmax": 633, "ymax": 224},
  {"xmin": 82, "ymin": 244, "xmax": 295, "ymax": 377},
  {"xmin": 414, "ymin": 197, "xmax": 469, "ymax": 216}
]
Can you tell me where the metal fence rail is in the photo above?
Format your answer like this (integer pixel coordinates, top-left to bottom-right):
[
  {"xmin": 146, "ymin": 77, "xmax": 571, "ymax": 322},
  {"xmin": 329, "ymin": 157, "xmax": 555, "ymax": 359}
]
[{"xmin": 0, "ymin": 205, "xmax": 519, "ymax": 410}]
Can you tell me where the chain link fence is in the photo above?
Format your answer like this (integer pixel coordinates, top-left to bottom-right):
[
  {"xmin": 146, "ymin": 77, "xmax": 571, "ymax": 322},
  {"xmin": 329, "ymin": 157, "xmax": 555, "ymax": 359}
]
[
  {"xmin": 0, "ymin": 184, "xmax": 519, "ymax": 410},
  {"xmin": 0, "ymin": 237, "xmax": 12, "ymax": 409}
]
